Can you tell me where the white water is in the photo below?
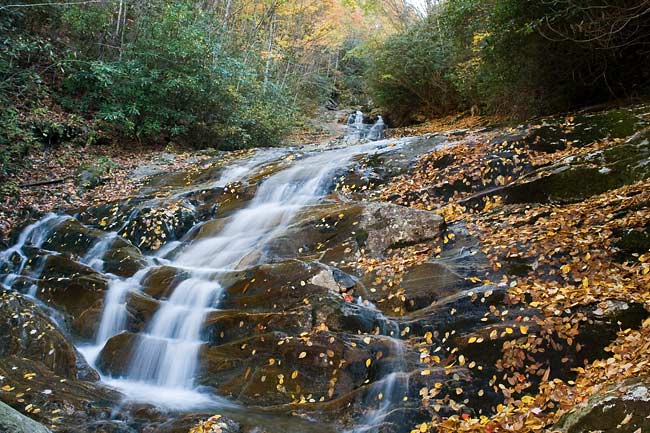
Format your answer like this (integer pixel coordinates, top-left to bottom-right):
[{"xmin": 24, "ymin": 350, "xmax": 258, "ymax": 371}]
[
  {"xmin": 0, "ymin": 213, "xmax": 68, "ymax": 288},
  {"xmin": 213, "ymin": 149, "xmax": 285, "ymax": 187},
  {"xmin": 367, "ymin": 116, "xmax": 385, "ymax": 141},
  {"xmin": 85, "ymin": 149, "xmax": 285, "ymax": 364},
  {"xmin": 345, "ymin": 111, "xmax": 385, "ymax": 141},
  {"xmin": 2, "ymin": 139, "xmax": 415, "ymax": 413},
  {"xmin": 82, "ymin": 232, "xmax": 119, "ymax": 272},
  {"xmin": 170, "ymin": 148, "xmax": 285, "ymax": 199},
  {"xmin": 109, "ymin": 140, "xmax": 404, "ymax": 408},
  {"xmin": 347, "ymin": 331, "xmax": 408, "ymax": 433}
]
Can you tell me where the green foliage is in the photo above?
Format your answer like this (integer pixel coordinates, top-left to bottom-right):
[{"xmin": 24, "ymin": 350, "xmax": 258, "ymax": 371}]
[
  {"xmin": 365, "ymin": 0, "xmax": 650, "ymax": 122},
  {"xmin": 365, "ymin": 16, "xmax": 459, "ymax": 124},
  {"xmin": 1, "ymin": 0, "xmax": 297, "ymax": 163},
  {"xmin": 60, "ymin": 1, "xmax": 295, "ymax": 146},
  {"xmin": 0, "ymin": 109, "xmax": 38, "ymax": 179}
]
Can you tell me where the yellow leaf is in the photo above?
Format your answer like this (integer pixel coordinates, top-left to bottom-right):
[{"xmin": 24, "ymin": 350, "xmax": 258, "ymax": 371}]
[
  {"xmin": 520, "ymin": 325, "xmax": 529, "ymax": 335},
  {"xmin": 298, "ymin": 352, "xmax": 307, "ymax": 359}
]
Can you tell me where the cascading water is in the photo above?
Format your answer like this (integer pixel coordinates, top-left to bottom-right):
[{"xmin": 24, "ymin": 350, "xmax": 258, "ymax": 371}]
[
  {"xmin": 80, "ymin": 151, "xmax": 283, "ymax": 370},
  {"xmin": 0, "ymin": 214, "xmax": 68, "ymax": 288},
  {"xmin": 345, "ymin": 111, "xmax": 386, "ymax": 141},
  {"xmin": 0, "ymin": 137, "xmax": 418, "ymax": 425},
  {"xmin": 116, "ymin": 142, "xmax": 398, "ymax": 407},
  {"xmin": 345, "ymin": 306, "xmax": 409, "ymax": 433}
]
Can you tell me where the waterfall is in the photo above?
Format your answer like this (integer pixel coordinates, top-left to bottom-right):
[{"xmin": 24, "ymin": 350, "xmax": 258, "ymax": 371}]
[
  {"xmin": 345, "ymin": 111, "xmax": 386, "ymax": 141},
  {"xmin": 82, "ymin": 232, "xmax": 119, "ymax": 272},
  {"xmin": 346, "ymin": 317, "xmax": 408, "ymax": 433},
  {"xmin": 0, "ymin": 214, "xmax": 68, "ymax": 288},
  {"xmin": 1, "ymin": 139, "xmax": 416, "ymax": 414},
  {"xmin": 80, "ymin": 150, "xmax": 285, "ymax": 378},
  {"xmin": 101, "ymin": 140, "xmax": 400, "ymax": 408}
]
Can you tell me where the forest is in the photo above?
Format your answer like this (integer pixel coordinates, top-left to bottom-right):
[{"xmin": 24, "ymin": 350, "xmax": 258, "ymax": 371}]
[
  {"xmin": 2, "ymin": 0, "xmax": 649, "ymax": 174},
  {"xmin": 0, "ymin": 2, "xmax": 649, "ymax": 433}
]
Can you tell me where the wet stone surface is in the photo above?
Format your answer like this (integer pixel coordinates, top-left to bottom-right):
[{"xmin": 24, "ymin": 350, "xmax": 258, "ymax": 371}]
[{"xmin": 1, "ymin": 106, "xmax": 650, "ymax": 433}]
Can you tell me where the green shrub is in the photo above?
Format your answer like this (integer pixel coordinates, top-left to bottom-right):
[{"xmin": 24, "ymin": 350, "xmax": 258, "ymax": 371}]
[
  {"xmin": 60, "ymin": 1, "xmax": 296, "ymax": 147},
  {"xmin": 365, "ymin": 18, "xmax": 460, "ymax": 125},
  {"xmin": 366, "ymin": 0, "xmax": 650, "ymax": 121}
]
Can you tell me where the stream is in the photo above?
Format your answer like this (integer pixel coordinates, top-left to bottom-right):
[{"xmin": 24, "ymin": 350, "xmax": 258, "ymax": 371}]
[
  {"xmin": 2, "ymin": 106, "xmax": 649, "ymax": 432},
  {"xmin": 0, "ymin": 114, "xmax": 429, "ymax": 433}
]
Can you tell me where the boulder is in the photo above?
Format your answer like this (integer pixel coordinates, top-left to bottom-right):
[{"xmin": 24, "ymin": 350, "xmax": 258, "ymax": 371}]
[
  {"xmin": 34, "ymin": 255, "xmax": 108, "ymax": 326},
  {"xmin": 100, "ymin": 239, "xmax": 147, "ymax": 278},
  {"xmin": 398, "ymin": 262, "xmax": 467, "ymax": 311},
  {"xmin": 555, "ymin": 377, "xmax": 650, "ymax": 433},
  {"xmin": 0, "ymin": 401, "xmax": 52, "ymax": 433},
  {"xmin": 462, "ymin": 131, "xmax": 650, "ymax": 207},
  {"xmin": 0, "ymin": 290, "xmax": 82, "ymax": 379},
  {"xmin": 359, "ymin": 202, "xmax": 444, "ymax": 255}
]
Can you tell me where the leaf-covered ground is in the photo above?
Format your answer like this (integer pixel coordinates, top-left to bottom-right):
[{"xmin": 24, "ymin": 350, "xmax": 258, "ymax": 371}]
[
  {"xmin": 376, "ymin": 110, "xmax": 650, "ymax": 432},
  {"xmin": 0, "ymin": 144, "xmax": 261, "ymax": 243},
  {"xmin": 187, "ymin": 106, "xmax": 649, "ymax": 433}
]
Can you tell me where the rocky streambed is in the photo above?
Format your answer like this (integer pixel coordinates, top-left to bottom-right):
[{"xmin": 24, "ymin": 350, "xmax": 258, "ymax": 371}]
[{"xmin": 1, "ymin": 105, "xmax": 649, "ymax": 433}]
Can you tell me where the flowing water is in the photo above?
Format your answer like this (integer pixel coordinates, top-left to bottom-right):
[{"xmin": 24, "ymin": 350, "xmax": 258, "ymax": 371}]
[
  {"xmin": 118, "ymin": 142, "xmax": 401, "ymax": 404},
  {"xmin": 345, "ymin": 111, "xmax": 385, "ymax": 141},
  {"xmin": 73, "ymin": 138, "xmax": 410, "ymax": 412},
  {"xmin": 0, "ymin": 131, "xmax": 418, "ymax": 429}
]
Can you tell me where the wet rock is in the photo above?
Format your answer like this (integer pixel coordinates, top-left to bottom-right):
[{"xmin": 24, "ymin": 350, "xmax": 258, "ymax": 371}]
[
  {"xmin": 34, "ymin": 255, "xmax": 108, "ymax": 326},
  {"xmin": 554, "ymin": 377, "xmax": 650, "ymax": 433},
  {"xmin": 310, "ymin": 267, "xmax": 357, "ymax": 296},
  {"xmin": 311, "ymin": 294, "xmax": 394, "ymax": 335},
  {"xmin": 267, "ymin": 201, "xmax": 444, "ymax": 264},
  {"xmin": 573, "ymin": 300, "xmax": 649, "ymax": 362},
  {"xmin": 0, "ymin": 355, "xmax": 122, "ymax": 433},
  {"xmin": 219, "ymin": 260, "xmax": 328, "ymax": 312},
  {"xmin": 101, "ymin": 239, "xmax": 147, "ymax": 278},
  {"xmin": 153, "ymin": 414, "xmax": 241, "ymax": 433},
  {"xmin": 405, "ymin": 285, "xmax": 510, "ymax": 337},
  {"xmin": 463, "ymin": 132, "xmax": 650, "ymax": 206},
  {"xmin": 198, "ymin": 332, "xmax": 399, "ymax": 407},
  {"xmin": 359, "ymin": 202, "xmax": 444, "ymax": 255},
  {"xmin": 186, "ymin": 184, "xmax": 258, "ymax": 221},
  {"xmin": 203, "ymin": 308, "xmax": 311, "ymax": 345},
  {"xmin": 40, "ymin": 218, "xmax": 104, "ymax": 258},
  {"xmin": 0, "ymin": 400, "xmax": 52, "ymax": 433},
  {"xmin": 116, "ymin": 200, "xmax": 198, "ymax": 253},
  {"xmin": 31, "ymin": 218, "xmax": 145, "ymax": 279},
  {"xmin": 399, "ymin": 262, "xmax": 467, "ymax": 311},
  {"xmin": 0, "ymin": 291, "xmax": 80, "ymax": 379},
  {"xmin": 264, "ymin": 203, "xmax": 364, "ymax": 262},
  {"xmin": 95, "ymin": 332, "xmax": 136, "ymax": 376},
  {"xmin": 124, "ymin": 291, "xmax": 160, "ymax": 333},
  {"xmin": 141, "ymin": 265, "xmax": 185, "ymax": 300},
  {"xmin": 525, "ymin": 107, "xmax": 649, "ymax": 153},
  {"xmin": 72, "ymin": 305, "xmax": 103, "ymax": 341}
]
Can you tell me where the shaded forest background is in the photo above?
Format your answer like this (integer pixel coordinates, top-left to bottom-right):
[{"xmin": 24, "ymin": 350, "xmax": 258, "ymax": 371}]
[{"xmin": 1, "ymin": 0, "xmax": 650, "ymax": 185}]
